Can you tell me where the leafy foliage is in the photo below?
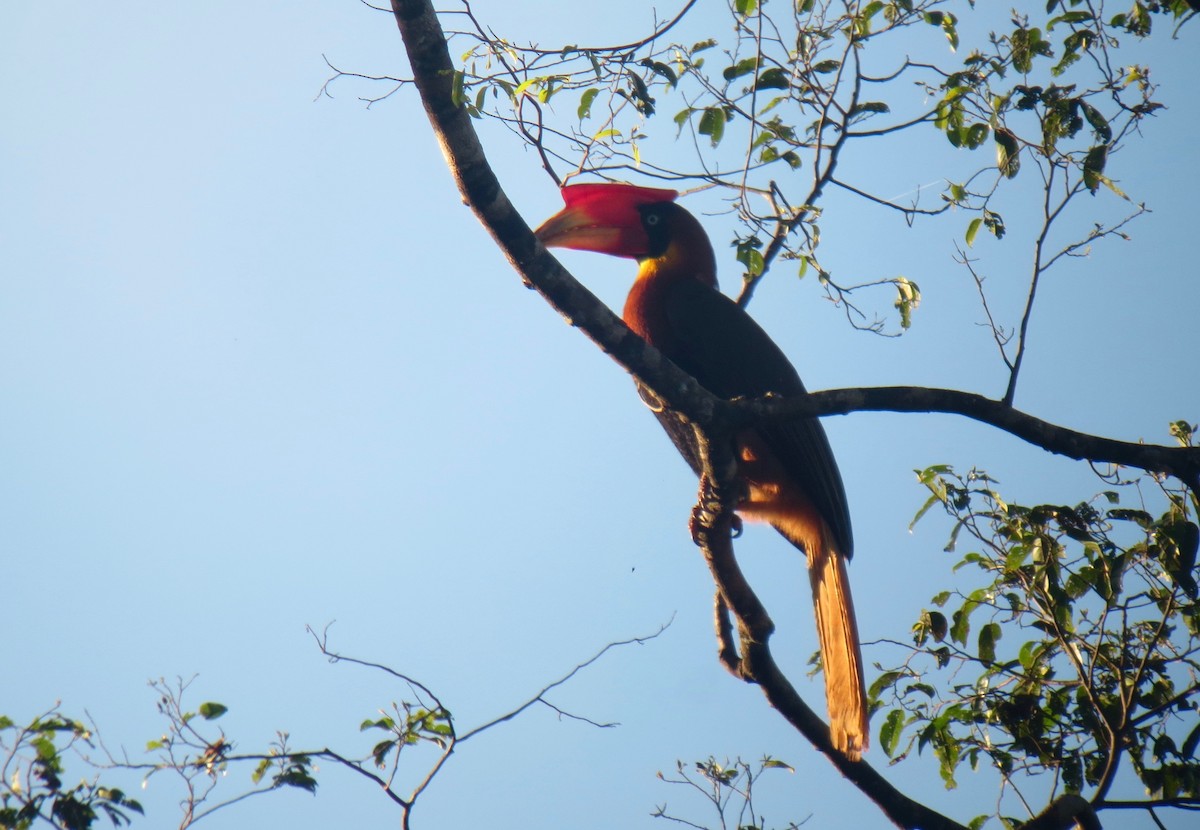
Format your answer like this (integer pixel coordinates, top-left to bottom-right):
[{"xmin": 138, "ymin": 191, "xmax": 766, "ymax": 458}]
[
  {"xmin": 142, "ymin": 677, "xmax": 320, "ymax": 803},
  {"xmin": 872, "ymin": 450, "xmax": 1200, "ymax": 821},
  {"xmin": 2, "ymin": 624, "xmax": 663, "ymax": 829},
  {"xmin": 360, "ymin": 703, "xmax": 453, "ymax": 770},
  {"xmin": 0, "ymin": 710, "xmax": 143, "ymax": 830},
  {"xmin": 423, "ymin": 0, "xmax": 1187, "ymax": 335}
]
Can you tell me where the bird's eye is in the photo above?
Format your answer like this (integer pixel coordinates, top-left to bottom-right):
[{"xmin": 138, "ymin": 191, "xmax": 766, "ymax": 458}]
[{"xmin": 645, "ymin": 213, "xmax": 661, "ymax": 226}]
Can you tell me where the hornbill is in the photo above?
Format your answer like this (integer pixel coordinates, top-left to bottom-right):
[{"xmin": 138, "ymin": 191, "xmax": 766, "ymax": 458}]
[{"xmin": 536, "ymin": 183, "xmax": 869, "ymax": 759}]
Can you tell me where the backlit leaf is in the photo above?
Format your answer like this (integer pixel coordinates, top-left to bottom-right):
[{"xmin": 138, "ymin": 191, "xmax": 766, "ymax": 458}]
[
  {"xmin": 698, "ymin": 107, "xmax": 726, "ymax": 147},
  {"xmin": 995, "ymin": 128, "xmax": 1020, "ymax": 178},
  {"xmin": 578, "ymin": 88, "xmax": 599, "ymax": 120},
  {"xmin": 881, "ymin": 709, "xmax": 906, "ymax": 757},
  {"xmin": 966, "ymin": 217, "xmax": 983, "ymax": 247},
  {"xmin": 198, "ymin": 702, "xmax": 227, "ymax": 721}
]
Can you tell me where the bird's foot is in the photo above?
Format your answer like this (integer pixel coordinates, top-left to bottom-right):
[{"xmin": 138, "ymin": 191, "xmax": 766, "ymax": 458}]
[{"xmin": 690, "ymin": 474, "xmax": 743, "ymax": 545}]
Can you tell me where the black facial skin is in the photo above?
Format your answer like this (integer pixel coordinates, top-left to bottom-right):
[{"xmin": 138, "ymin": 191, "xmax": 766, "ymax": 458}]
[{"xmin": 637, "ymin": 202, "xmax": 676, "ymax": 259}]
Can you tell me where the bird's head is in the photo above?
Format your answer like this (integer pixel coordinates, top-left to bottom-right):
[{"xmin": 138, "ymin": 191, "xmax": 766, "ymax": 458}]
[
  {"xmin": 535, "ymin": 183, "xmax": 683, "ymax": 260},
  {"xmin": 536, "ymin": 183, "xmax": 717, "ymax": 287}
]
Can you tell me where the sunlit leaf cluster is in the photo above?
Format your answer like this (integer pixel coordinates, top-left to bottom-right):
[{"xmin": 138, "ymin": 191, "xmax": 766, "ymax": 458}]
[
  {"xmin": 431, "ymin": 0, "xmax": 1185, "ymax": 333},
  {"xmin": 872, "ymin": 452, "xmax": 1200, "ymax": 822},
  {"xmin": 0, "ymin": 712, "xmax": 142, "ymax": 830},
  {"xmin": 360, "ymin": 703, "xmax": 453, "ymax": 770}
]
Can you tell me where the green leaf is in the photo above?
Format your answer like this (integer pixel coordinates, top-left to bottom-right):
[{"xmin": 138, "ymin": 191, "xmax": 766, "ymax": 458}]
[
  {"xmin": 33, "ymin": 734, "xmax": 58, "ymax": 762},
  {"xmin": 640, "ymin": 59, "xmax": 678, "ymax": 88},
  {"xmin": 512, "ymin": 77, "xmax": 538, "ymax": 99},
  {"xmin": 450, "ymin": 70, "xmax": 466, "ymax": 108},
  {"xmin": 198, "ymin": 702, "xmax": 227, "ymax": 721},
  {"xmin": 905, "ymin": 682, "xmax": 936, "ymax": 698},
  {"xmin": 1082, "ymin": 145, "xmax": 1108, "ymax": 194},
  {"xmin": 1048, "ymin": 10, "xmax": 1094, "ymax": 29},
  {"xmin": 910, "ymin": 493, "xmax": 942, "ymax": 531},
  {"xmin": 698, "ymin": 107, "xmax": 727, "ymax": 147},
  {"xmin": 963, "ymin": 123, "xmax": 990, "ymax": 149},
  {"xmin": 862, "ymin": 0, "xmax": 885, "ymax": 23},
  {"xmin": 965, "ymin": 217, "xmax": 983, "ymax": 247},
  {"xmin": 735, "ymin": 0, "xmax": 758, "ymax": 15},
  {"xmin": 923, "ymin": 10, "xmax": 959, "ymax": 50},
  {"xmin": 372, "ymin": 739, "xmax": 396, "ymax": 768},
  {"xmin": 360, "ymin": 716, "xmax": 395, "ymax": 732},
  {"xmin": 723, "ymin": 57, "xmax": 758, "ymax": 82},
  {"xmin": 850, "ymin": 101, "xmax": 890, "ymax": 118},
  {"xmin": 984, "ymin": 209, "xmax": 1007, "ymax": 239},
  {"xmin": 951, "ymin": 594, "xmax": 983, "ymax": 646},
  {"xmin": 1018, "ymin": 640, "xmax": 1039, "ymax": 671},
  {"xmin": 1169, "ymin": 420, "xmax": 1196, "ymax": 448},
  {"xmin": 1160, "ymin": 519, "xmax": 1200, "ymax": 598},
  {"xmin": 97, "ymin": 787, "xmax": 143, "ymax": 815},
  {"xmin": 276, "ymin": 767, "xmax": 318, "ymax": 793},
  {"xmin": 995, "ymin": 128, "xmax": 1020, "ymax": 178},
  {"xmin": 1091, "ymin": 171, "xmax": 1128, "ymax": 199},
  {"xmin": 739, "ymin": 248, "xmax": 765, "ymax": 277},
  {"xmin": 880, "ymin": 709, "xmax": 906, "ymax": 757},
  {"xmin": 1181, "ymin": 721, "xmax": 1200, "ymax": 758},
  {"xmin": 577, "ymin": 88, "xmax": 599, "ymax": 121},
  {"xmin": 928, "ymin": 610, "xmax": 949, "ymax": 642},
  {"xmin": 893, "ymin": 277, "xmax": 920, "ymax": 329},
  {"xmin": 754, "ymin": 67, "xmax": 790, "ymax": 90},
  {"xmin": 623, "ymin": 70, "xmax": 654, "ymax": 115},
  {"xmin": 1010, "ymin": 27, "xmax": 1049, "ymax": 74},
  {"xmin": 869, "ymin": 670, "xmax": 906, "ymax": 699},
  {"xmin": 978, "ymin": 622, "xmax": 1001, "ymax": 664},
  {"xmin": 252, "ymin": 758, "xmax": 271, "ymax": 784}
]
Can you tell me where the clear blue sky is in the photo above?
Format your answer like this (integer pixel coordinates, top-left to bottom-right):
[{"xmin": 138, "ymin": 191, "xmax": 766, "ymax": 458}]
[{"xmin": 2, "ymin": 3, "xmax": 1197, "ymax": 828}]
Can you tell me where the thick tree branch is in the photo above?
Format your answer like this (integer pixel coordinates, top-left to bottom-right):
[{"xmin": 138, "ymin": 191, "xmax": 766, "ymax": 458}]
[
  {"xmin": 688, "ymin": 423, "xmax": 967, "ymax": 830},
  {"xmin": 389, "ymin": 2, "xmax": 1198, "ymax": 827},
  {"xmin": 744, "ymin": 387, "xmax": 1200, "ymax": 491},
  {"xmin": 388, "ymin": 4, "xmax": 972, "ymax": 828},
  {"xmin": 389, "ymin": 0, "xmax": 727, "ymax": 437},
  {"xmin": 1021, "ymin": 794, "xmax": 1102, "ymax": 830}
]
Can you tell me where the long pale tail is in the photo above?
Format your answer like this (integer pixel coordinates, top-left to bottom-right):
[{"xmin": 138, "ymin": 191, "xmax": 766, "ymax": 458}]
[{"xmin": 808, "ymin": 535, "xmax": 868, "ymax": 761}]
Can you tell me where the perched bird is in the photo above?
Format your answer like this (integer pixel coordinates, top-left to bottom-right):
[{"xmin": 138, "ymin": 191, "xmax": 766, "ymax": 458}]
[{"xmin": 536, "ymin": 183, "xmax": 868, "ymax": 759}]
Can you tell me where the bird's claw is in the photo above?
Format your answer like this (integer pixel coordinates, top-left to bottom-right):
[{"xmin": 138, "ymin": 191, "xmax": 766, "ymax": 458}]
[
  {"xmin": 690, "ymin": 505, "xmax": 743, "ymax": 545},
  {"xmin": 689, "ymin": 504, "xmax": 706, "ymax": 546}
]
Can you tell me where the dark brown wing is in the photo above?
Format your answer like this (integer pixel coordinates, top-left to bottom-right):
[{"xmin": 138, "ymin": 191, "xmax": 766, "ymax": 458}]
[{"xmin": 648, "ymin": 277, "xmax": 854, "ymax": 559}]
